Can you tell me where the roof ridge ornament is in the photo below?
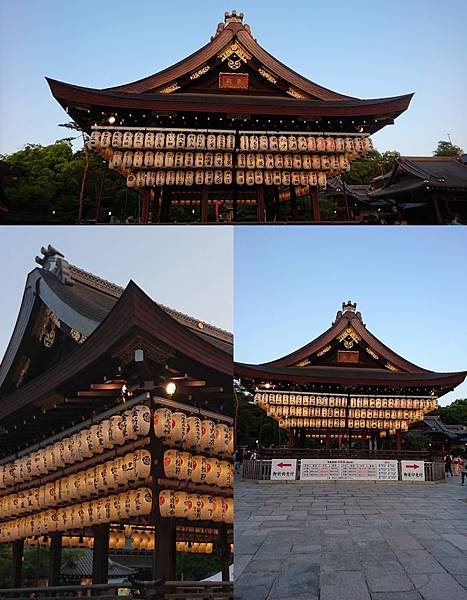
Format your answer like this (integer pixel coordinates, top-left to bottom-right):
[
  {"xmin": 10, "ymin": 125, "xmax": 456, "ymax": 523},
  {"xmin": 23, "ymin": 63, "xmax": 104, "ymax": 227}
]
[
  {"xmin": 35, "ymin": 244, "xmax": 73, "ymax": 286},
  {"xmin": 225, "ymin": 10, "xmax": 244, "ymax": 24},
  {"xmin": 333, "ymin": 300, "xmax": 363, "ymax": 325}
]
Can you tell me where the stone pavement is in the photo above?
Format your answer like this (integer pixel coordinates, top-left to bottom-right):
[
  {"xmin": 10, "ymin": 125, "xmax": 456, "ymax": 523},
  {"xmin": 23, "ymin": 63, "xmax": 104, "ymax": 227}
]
[{"xmin": 234, "ymin": 475, "xmax": 467, "ymax": 600}]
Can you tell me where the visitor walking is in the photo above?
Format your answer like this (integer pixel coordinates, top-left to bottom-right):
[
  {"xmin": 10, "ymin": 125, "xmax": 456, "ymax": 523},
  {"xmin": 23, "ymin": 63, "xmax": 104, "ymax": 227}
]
[
  {"xmin": 461, "ymin": 457, "xmax": 467, "ymax": 486},
  {"xmin": 445, "ymin": 453, "xmax": 453, "ymax": 477},
  {"xmin": 453, "ymin": 455, "xmax": 461, "ymax": 476}
]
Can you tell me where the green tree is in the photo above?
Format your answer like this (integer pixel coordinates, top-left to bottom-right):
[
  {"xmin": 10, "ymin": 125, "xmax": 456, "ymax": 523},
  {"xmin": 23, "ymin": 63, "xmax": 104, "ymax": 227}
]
[
  {"xmin": 433, "ymin": 140, "xmax": 463, "ymax": 157},
  {"xmin": 345, "ymin": 150, "xmax": 400, "ymax": 185},
  {"xmin": 431, "ymin": 398, "xmax": 467, "ymax": 425}
]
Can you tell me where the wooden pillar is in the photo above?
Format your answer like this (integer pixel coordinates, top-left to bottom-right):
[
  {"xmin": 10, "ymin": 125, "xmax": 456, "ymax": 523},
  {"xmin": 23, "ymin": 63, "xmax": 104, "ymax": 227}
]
[
  {"xmin": 92, "ymin": 524, "xmax": 109, "ymax": 584},
  {"xmin": 12, "ymin": 539, "xmax": 24, "ymax": 588},
  {"xmin": 325, "ymin": 432, "xmax": 331, "ymax": 449},
  {"xmin": 151, "ymin": 188, "xmax": 161, "ymax": 223},
  {"xmin": 141, "ymin": 188, "xmax": 151, "ymax": 224},
  {"xmin": 153, "ymin": 517, "xmax": 176, "ymax": 581},
  {"xmin": 257, "ymin": 185, "xmax": 266, "ymax": 223},
  {"xmin": 306, "ymin": 186, "xmax": 313, "ymax": 221},
  {"xmin": 396, "ymin": 430, "xmax": 402, "ymax": 455},
  {"xmin": 219, "ymin": 525, "xmax": 230, "ymax": 582},
  {"xmin": 233, "ymin": 184, "xmax": 238, "ymax": 223},
  {"xmin": 432, "ymin": 194, "xmax": 443, "ymax": 224},
  {"xmin": 48, "ymin": 532, "xmax": 62, "ymax": 587},
  {"xmin": 360, "ymin": 432, "xmax": 367, "ymax": 449},
  {"xmin": 201, "ymin": 187, "xmax": 209, "ymax": 223},
  {"xmin": 290, "ymin": 186, "xmax": 298, "ymax": 221},
  {"xmin": 310, "ymin": 186, "xmax": 321, "ymax": 222},
  {"xmin": 274, "ymin": 186, "xmax": 281, "ymax": 221}
]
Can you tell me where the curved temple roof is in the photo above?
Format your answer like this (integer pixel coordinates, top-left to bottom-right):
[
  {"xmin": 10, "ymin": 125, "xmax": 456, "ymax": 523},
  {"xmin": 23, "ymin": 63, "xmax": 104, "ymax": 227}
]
[
  {"xmin": 46, "ymin": 11, "xmax": 413, "ymax": 133},
  {"xmin": 235, "ymin": 301, "xmax": 466, "ymax": 395}
]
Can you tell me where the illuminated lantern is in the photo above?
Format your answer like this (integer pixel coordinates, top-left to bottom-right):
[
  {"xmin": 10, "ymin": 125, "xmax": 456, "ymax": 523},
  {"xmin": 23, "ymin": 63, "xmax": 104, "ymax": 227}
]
[
  {"xmin": 107, "ymin": 494, "xmax": 121, "ymax": 522},
  {"xmin": 30, "ymin": 452, "xmax": 41, "ymax": 477},
  {"xmin": 249, "ymin": 135, "xmax": 259, "ymax": 151},
  {"xmin": 316, "ymin": 137, "xmax": 326, "ymax": 152},
  {"xmin": 264, "ymin": 171, "xmax": 273, "ymax": 185},
  {"xmin": 335, "ymin": 137, "xmax": 345, "ymax": 152},
  {"xmin": 133, "ymin": 151, "xmax": 144, "ymax": 168},
  {"xmin": 185, "ymin": 171, "xmax": 194, "ymax": 186},
  {"xmin": 122, "ymin": 151, "xmax": 134, "ymax": 169},
  {"xmin": 177, "ymin": 452, "xmax": 193, "ymax": 481},
  {"xmin": 237, "ymin": 153, "xmax": 246, "ymax": 169},
  {"xmin": 228, "ymin": 428, "xmax": 234, "ymax": 455},
  {"xmin": 92, "ymin": 424, "xmax": 105, "ymax": 454},
  {"xmin": 255, "ymin": 171, "xmax": 263, "ymax": 185},
  {"xmin": 222, "ymin": 498, "xmax": 234, "ymax": 523},
  {"xmin": 320, "ymin": 156, "xmax": 330, "ymax": 170},
  {"xmin": 329, "ymin": 155, "xmax": 339, "ymax": 171},
  {"xmin": 174, "ymin": 491, "xmax": 188, "ymax": 518},
  {"xmin": 166, "ymin": 133, "xmax": 176, "ymax": 149},
  {"xmin": 110, "ymin": 131, "xmax": 123, "ymax": 148},
  {"xmin": 134, "ymin": 449, "xmax": 151, "ymax": 481},
  {"xmin": 155, "ymin": 171, "xmax": 165, "ymax": 186},
  {"xmin": 143, "ymin": 132, "xmax": 155, "ymax": 149},
  {"xmin": 217, "ymin": 461, "xmax": 232, "ymax": 488},
  {"xmin": 154, "ymin": 408, "xmax": 172, "ymax": 439},
  {"xmin": 168, "ymin": 412, "xmax": 187, "ymax": 445},
  {"xmin": 311, "ymin": 155, "xmax": 321, "ymax": 170},
  {"xmin": 174, "ymin": 152, "xmax": 184, "ymax": 168},
  {"xmin": 198, "ymin": 495, "xmax": 213, "ymax": 521},
  {"xmin": 226, "ymin": 134, "xmax": 235, "ymax": 150},
  {"xmin": 215, "ymin": 424, "xmax": 230, "ymax": 455},
  {"xmin": 259, "ymin": 135, "xmax": 268, "ymax": 151},
  {"xmin": 273, "ymin": 171, "xmax": 282, "ymax": 185},
  {"xmin": 200, "ymin": 420, "xmax": 216, "ymax": 452},
  {"xmin": 223, "ymin": 150, "xmax": 232, "ymax": 166},
  {"xmin": 299, "ymin": 172, "xmax": 307, "ymax": 186},
  {"xmin": 344, "ymin": 137, "xmax": 353, "ymax": 152},
  {"xmin": 363, "ymin": 137, "xmax": 373, "ymax": 152},
  {"xmin": 184, "ymin": 417, "xmax": 201, "ymax": 450},
  {"xmin": 45, "ymin": 481, "xmax": 57, "ymax": 507},
  {"xmin": 246, "ymin": 171, "xmax": 255, "ymax": 186},
  {"xmin": 159, "ymin": 490, "xmax": 177, "ymax": 517},
  {"xmin": 206, "ymin": 458, "xmax": 221, "ymax": 485},
  {"xmin": 292, "ymin": 155, "xmax": 302, "ymax": 169},
  {"xmin": 317, "ymin": 172, "xmax": 327, "ymax": 188},
  {"xmin": 214, "ymin": 170, "xmax": 223, "ymax": 185},
  {"xmin": 174, "ymin": 132, "xmax": 185, "ymax": 149},
  {"xmin": 353, "ymin": 138, "xmax": 363, "ymax": 153},
  {"xmin": 291, "ymin": 171, "xmax": 300, "ymax": 186},
  {"xmin": 145, "ymin": 171, "xmax": 155, "ymax": 187},
  {"xmin": 205, "ymin": 170, "xmax": 213, "ymax": 186},
  {"xmin": 281, "ymin": 171, "xmax": 291, "ymax": 186},
  {"xmin": 79, "ymin": 429, "xmax": 93, "ymax": 458},
  {"xmin": 236, "ymin": 170, "xmax": 245, "ymax": 185},
  {"xmin": 288, "ymin": 136, "xmax": 297, "ymax": 151},
  {"xmin": 175, "ymin": 171, "xmax": 185, "ymax": 186},
  {"xmin": 246, "ymin": 154, "xmax": 255, "ymax": 169},
  {"xmin": 96, "ymin": 462, "xmax": 110, "ymax": 492},
  {"xmin": 224, "ymin": 171, "xmax": 233, "ymax": 185},
  {"xmin": 186, "ymin": 494, "xmax": 203, "ymax": 521},
  {"xmin": 195, "ymin": 170, "xmax": 204, "ymax": 185},
  {"xmin": 325, "ymin": 137, "xmax": 336, "ymax": 152},
  {"xmin": 196, "ymin": 134, "xmax": 206, "ymax": 149},
  {"xmin": 211, "ymin": 496, "xmax": 223, "ymax": 522},
  {"xmin": 283, "ymin": 154, "xmax": 292, "ymax": 169},
  {"xmin": 110, "ymin": 415, "xmax": 126, "ymax": 446},
  {"xmin": 136, "ymin": 172, "xmax": 146, "ymax": 188},
  {"xmin": 100, "ymin": 419, "xmax": 114, "ymax": 449},
  {"xmin": 164, "ymin": 449, "xmax": 178, "ymax": 479},
  {"xmin": 269, "ymin": 136, "xmax": 278, "ymax": 151},
  {"xmin": 56, "ymin": 508, "xmax": 70, "ymax": 532},
  {"xmin": 90, "ymin": 131, "xmax": 101, "ymax": 149},
  {"xmin": 191, "ymin": 455, "xmax": 208, "ymax": 485},
  {"xmin": 278, "ymin": 136, "xmax": 288, "ymax": 151},
  {"xmin": 153, "ymin": 132, "xmax": 164, "ymax": 149},
  {"xmin": 206, "ymin": 134, "xmax": 216, "ymax": 150},
  {"xmin": 152, "ymin": 151, "xmax": 164, "ymax": 168},
  {"xmin": 127, "ymin": 174, "xmax": 137, "ymax": 189},
  {"xmin": 101, "ymin": 132, "xmax": 111, "ymax": 148}
]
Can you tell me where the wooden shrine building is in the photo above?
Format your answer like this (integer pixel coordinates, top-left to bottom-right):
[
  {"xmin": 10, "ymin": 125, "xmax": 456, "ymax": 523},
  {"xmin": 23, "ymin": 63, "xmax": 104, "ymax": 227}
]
[
  {"xmin": 47, "ymin": 11, "xmax": 413, "ymax": 224},
  {"xmin": 0, "ymin": 245, "xmax": 233, "ymax": 593},
  {"xmin": 235, "ymin": 301, "xmax": 466, "ymax": 450}
]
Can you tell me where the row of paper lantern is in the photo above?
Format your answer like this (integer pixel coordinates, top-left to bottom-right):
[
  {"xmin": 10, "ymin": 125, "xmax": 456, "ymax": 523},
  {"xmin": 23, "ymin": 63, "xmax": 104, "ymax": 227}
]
[
  {"xmin": 255, "ymin": 393, "xmax": 348, "ymax": 407},
  {"xmin": 159, "ymin": 490, "xmax": 233, "ymax": 524},
  {"xmin": 0, "ymin": 405, "xmax": 151, "ymax": 491},
  {"xmin": 176, "ymin": 542, "xmax": 213, "ymax": 554},
  {"xmin": 267, "ymin": 406, "xmax": 347, "ymax": 418},
  {"xmin": 106, "ymin": 150, "xmax": 351, "ymax": 172},
  {"xmin": 275, "ymin": 417, "xmax": 410, "ymax": 430},
  {"xmin": 0, "ymin": 488, "xmax": 153, "ymax": 543},
  {"xmin": 153, "ymin": 410, "xmax": 233, "ymax": 456},
  {"xmin": 90, "ymin": 131, "xmax": 237, "ymax": 151},
  {"xmin": 0, "ymin": 450, "xmax": 151, "ymax": 519},
  {"xmin": 350, "ymin": 397, "xmax": 437, "ymax": 410},
  {"xmin": 239, "ymin": 134, "xmax": 373, "ymax": 154},
  {"xmin": 163, "ymin": 450, "xmax": 233, "ymax": 489},
  {"xmin": 126, "ymin": 169, "xmax": 329, "ymax": 189},
  {"xmin": 89, "ymin": 131, "xmax": 373, "ymax": 154}
]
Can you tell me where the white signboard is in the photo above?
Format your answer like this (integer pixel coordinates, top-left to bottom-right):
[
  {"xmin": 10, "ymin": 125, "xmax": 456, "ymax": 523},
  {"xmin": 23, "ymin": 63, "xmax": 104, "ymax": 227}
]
[
  {"xmin": 401, "ymin": 460, "xmax": 425, "ymax": 481},
  {"xmin": 270, "ymin": 459, "xmax": 297, "ymax": 481},
  {"xmin": 300, "ymin": 459, "xmax": 398, "ymax": 481}
]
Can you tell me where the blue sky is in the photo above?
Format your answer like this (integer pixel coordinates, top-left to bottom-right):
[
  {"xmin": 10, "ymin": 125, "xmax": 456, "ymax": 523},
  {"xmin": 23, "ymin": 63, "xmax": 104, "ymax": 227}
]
[
  {"xmin": 0, "ymin": 227, "xmax": 233, "ymax": 363},
  {"xmin": 1, "ymin": 0, "xmax": 466, "ymax": 156},
  {"xmin": 234, "ymin": 227, "xmax": 467, "ymax": 406}
]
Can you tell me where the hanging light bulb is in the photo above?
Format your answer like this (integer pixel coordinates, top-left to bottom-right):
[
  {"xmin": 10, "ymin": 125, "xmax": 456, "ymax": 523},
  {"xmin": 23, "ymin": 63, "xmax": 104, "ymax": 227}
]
[
  {"xmin": 165, "ymin": 382, "xmax": 176, "ymax": 396},
  {"xmin": 108, "ymin": 116, "xmax": 116, "ymax": 124}
]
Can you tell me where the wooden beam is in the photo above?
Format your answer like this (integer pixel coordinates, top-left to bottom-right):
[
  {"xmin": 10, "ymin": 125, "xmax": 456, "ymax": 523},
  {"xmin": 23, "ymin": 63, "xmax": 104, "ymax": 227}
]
[
  {"xmin": 48, "ymin": 532, "xmax": 62, "ymax": 586},
  {"xmin": 90, "ymin": 383, "xmax": 124, "ymax": 390},
  {"xmin": 92, "ymin": 524, "xmax": 109, "ymax": 584},
  {"xmin": 77, "ymin": 390, "xmax": 120, "ymax": 397}
]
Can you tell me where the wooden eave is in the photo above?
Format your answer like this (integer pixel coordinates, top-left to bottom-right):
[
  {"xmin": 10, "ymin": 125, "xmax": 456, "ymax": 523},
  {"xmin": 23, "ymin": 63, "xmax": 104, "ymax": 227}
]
[
  {"xmin": 0, "ymin": 282, "xmax": 232, "ymax": 422},
  {"xmin": 234, "ymin": 362, "xmax": 467, "ymax": 391},
  {"xmin": 261, "ymin": 311, "xmax": 428, "ymax": 373}
]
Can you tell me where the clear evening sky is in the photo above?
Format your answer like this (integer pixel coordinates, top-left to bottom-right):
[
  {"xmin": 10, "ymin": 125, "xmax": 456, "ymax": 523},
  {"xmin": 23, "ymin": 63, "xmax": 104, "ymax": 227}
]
[
  {"xmin": 1, "ymin": 0, "xmax": 466, "ymax": 156},
  {"xmin": 0, "ymin": 227, "xmax": 233, "ymax": 365},
  {"xmin": 234, "ymin": 227, "xmax": 467, "ymax": 406}
]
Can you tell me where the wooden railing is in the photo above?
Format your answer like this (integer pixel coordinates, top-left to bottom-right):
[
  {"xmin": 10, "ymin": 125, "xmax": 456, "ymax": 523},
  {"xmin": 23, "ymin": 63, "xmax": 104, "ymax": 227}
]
[{"xmin": 0, "ymin": 581, "xmax": 234, "ymax": 600}]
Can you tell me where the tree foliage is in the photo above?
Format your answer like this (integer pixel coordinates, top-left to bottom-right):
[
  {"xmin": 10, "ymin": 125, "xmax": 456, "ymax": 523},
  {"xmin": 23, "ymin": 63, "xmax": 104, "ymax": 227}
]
[
  {"xmin": 433, "ymin": 140, "xmax": 463, "ymax": 157},
  {"xmin": 432, "ymin": 398, "xmax": 467, "ymax": 425},
  {"xmin": 1, "ymin": 140, "xmax": 140, "ymax": 224},
  {"xmin": 345, "ymin": 150, "xmax": 400, "ymax": 185}
]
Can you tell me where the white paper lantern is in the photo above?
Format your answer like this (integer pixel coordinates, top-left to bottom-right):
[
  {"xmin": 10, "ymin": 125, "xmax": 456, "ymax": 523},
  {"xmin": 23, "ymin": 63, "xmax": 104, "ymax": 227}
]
[
  {"xmin": 168, "ymin": 412, "xmax": 187, "ymax": 445},
  {"xmin": 154, "ymin": 408, "xmax": 172, "ymax": 439},
  {"xmin": 191, "ymin": 455, "xmax": 208, "ymax": 484},
  {"xmin": 184, "ymin": 417, "xmax": 201, "ymax": 449},
  {"xmin": 199, "ymin": 420, "xmax": 216, "ymax": 452},
  {"xmin": 159, "ymin": 490, "xmax": 177, "ymax": 518},
  {"xmin": 186, "ymin": 494, "xmax": 203, "ymax": 521},
  {"xmin": 205, "ymin": 458, "xmax": 221, "ymax": 485}
]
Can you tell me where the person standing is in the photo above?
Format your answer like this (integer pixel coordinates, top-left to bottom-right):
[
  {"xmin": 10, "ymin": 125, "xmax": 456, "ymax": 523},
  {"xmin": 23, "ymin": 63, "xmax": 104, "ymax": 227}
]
[
  {"xmin": 445, "ymin": 453, "xmax": 454, "ymax": 477},
  {"xmin": 461, "ymin": 457, "xmax": 467, "ymax": 486},
  {"xmin": 453, "ymin": 455, "xmax": 461, "ymax": 476}
]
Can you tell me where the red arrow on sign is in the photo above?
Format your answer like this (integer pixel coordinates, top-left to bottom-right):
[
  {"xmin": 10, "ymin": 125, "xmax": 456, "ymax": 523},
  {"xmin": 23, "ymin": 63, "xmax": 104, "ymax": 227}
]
[
  {"xmin": 277, "ymin": 462, "xmax": 292, "ymax": 468},
  {"xmin": 405, "ymin": 464, "xmax": 420, "ymax": 469}
]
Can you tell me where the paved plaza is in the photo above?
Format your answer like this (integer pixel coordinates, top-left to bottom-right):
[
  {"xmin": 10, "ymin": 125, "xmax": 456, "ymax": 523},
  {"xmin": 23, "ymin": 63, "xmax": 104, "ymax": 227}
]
[{"xmin": 235, "ymin": 476, "xmax": 467, "ymax": 600}]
